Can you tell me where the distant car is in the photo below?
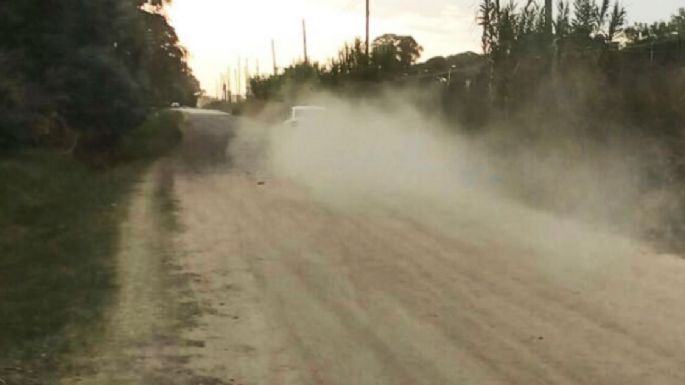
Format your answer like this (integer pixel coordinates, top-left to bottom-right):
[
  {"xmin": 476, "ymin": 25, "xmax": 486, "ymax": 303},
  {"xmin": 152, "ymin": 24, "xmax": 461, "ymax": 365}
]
[
  {"xmin": 170, "ymin": 102, "xmax": 180, "ymax": 108},
  {"xmin": 284, "ymin": 106, "xmax": 326, "ymax": 127}
]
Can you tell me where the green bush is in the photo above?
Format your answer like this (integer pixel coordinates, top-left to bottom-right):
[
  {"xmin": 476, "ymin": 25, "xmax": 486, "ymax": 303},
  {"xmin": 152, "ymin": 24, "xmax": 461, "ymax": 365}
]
[{"xmin": 117, "ymin": 110, "xmax": 184, "ymax": 161}]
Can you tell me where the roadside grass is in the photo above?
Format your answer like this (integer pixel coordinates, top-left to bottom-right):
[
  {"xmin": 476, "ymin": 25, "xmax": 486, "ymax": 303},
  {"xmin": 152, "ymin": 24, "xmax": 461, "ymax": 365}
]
[{"xmin": 0, "ymin": 110, "xmax": 183, "ymax": 372}]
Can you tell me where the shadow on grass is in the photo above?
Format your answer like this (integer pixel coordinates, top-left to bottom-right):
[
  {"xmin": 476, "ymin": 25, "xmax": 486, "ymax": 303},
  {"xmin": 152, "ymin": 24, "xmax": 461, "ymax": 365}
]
[
  {"xmin": 0, "ymin": 110, "xmax": 184, "ymax": 380},
  {"xmin": 0, "ymin": 151, "xmax": 142, "ymax": 365}
]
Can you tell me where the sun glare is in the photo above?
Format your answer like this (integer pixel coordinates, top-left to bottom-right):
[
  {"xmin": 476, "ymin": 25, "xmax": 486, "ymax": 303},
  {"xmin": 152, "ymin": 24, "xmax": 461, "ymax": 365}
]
[
  {"xmin": 166, "ymin": 0, "xmax": 480, "ymax": 96},
  {"xmin": 167, "ymin": 0, "xmax": 360, "ymax": 96}
]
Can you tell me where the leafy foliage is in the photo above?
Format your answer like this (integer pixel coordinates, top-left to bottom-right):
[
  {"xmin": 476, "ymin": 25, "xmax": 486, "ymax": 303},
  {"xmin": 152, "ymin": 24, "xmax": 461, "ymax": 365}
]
[
  {"xmin": 474, "ymin": 0, "xmax": 632, "ymax": 110},
  {"xmin": 372, "ymin": 34, "xmax": 424, "ymax": 72},
  {"xmin": 0, "ymin": 0, "xmax": 200, "ymax": 154},
  {"xmin": 625, "ymin": 8, "xmax": 684, "ymax": 43},
  {"xmin": 249, "ymin": 33, "xmax": 426, "ymax": 100}
]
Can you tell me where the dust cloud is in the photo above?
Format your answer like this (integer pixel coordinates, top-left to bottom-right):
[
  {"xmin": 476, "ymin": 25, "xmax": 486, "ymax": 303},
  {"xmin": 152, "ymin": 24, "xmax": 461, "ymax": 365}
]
[{"xmin": 233, "ymin": 91, "xmax": 667, "ymax": 286}]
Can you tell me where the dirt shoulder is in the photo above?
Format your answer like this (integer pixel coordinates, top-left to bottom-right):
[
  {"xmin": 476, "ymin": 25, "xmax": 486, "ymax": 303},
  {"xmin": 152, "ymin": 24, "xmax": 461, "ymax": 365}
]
[{"xmin": 55, "ymin": 158, "xmax": 230, "ymax": 385}]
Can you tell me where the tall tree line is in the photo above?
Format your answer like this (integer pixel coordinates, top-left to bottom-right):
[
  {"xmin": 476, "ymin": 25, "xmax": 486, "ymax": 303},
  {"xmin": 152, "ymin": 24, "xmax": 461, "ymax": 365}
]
[
  {"xmin": 467, "ymin": 1, "xmax": 685, "ymax": 244},
  {"xmin": 249, "ymin": 34, "xmax": 424, "ymax": 100},
  {"xmin": 0, "ymin": 0, "xmax": 200, "ymax": 153}
]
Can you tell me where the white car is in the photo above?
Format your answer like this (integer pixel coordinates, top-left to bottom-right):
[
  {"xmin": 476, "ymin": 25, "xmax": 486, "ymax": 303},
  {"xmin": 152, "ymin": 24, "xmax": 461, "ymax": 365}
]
[{"xmin": 284, "ymin": 106, "xmax": 327, "ymax": 127}]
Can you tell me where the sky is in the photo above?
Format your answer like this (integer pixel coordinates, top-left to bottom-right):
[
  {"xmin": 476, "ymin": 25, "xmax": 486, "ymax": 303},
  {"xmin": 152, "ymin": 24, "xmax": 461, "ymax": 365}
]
[{"xmin": 166, "ymin": 0, "xmax": 683, "ymax": 97}]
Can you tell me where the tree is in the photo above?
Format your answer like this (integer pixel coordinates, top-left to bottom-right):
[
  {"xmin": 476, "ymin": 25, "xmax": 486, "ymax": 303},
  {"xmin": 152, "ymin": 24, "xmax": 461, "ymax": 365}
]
[
  {"xmin": 567, "ymin": 0, "xmax": 626, "ymax": 40},
  {"xmin": 0, "ymin": 0, "xmax": 200, "ymax": 153},
  {"xmin": 625, "ymin": 8, "xmax": 684, "ymax": 43},
  {"xmin": 372, "ymin": 34, "xmax": 424, "ymax": 72},
  {"xmin": 674, "ymin": 8, "xmax": 685, "ymax": 35},
  {"xmin": 423, "ymin": 56, "xmax": 448, "ymax": 72},
  {"xmin": 555, "ymin": 1, "xmax": 572, "ymax": 37},
  {"xmin": 572, "ymin": 0, "xmax": 597, "ymax": 36}
]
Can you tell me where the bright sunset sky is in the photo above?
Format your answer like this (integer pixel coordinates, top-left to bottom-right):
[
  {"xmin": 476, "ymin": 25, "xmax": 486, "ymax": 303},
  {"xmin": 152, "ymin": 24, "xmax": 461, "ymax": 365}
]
[{"xmin": 166, "ymin": 0, "xmax": 683, "ymax": 96}]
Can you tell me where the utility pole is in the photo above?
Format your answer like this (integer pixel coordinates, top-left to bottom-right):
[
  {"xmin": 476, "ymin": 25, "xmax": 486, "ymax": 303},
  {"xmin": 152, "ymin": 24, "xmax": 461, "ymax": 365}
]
[
  {"xmin": 365, "ymin": 0, "xmax": 370, "ymax": 59},
  {"xmin": 302, "ymin": 19, "xmax": 309, "ymax": 64},
  {"xmin": 545, "ymin": 0, "xmax": 553, "ymax": 37},
  {"xmin": 271, "ymin": 39, "xmax": 278, "ymax": 76},
  {"xmin": 245, "ymin": 62, "xmax": 251, "ymax": 97},
  {"xmin": 226, "ymin": 68, "xmax": 231, "ymax": 103},
  {"xmin": 234, "ymin": 66, "xmax": 240, "ymax": 102},
  {"xmin": 237, "ymin": 57, "xmax": 242, "ymax": 100}
]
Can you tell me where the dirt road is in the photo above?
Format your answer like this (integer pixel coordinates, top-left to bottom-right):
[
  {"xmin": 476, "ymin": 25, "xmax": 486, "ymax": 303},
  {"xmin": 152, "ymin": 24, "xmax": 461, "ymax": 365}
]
[{"xmin": 63, "ymin": 109, "xmax": 685, "ymax": 385}]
